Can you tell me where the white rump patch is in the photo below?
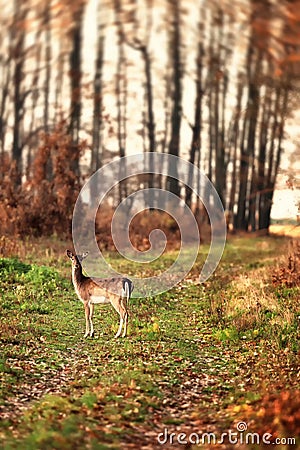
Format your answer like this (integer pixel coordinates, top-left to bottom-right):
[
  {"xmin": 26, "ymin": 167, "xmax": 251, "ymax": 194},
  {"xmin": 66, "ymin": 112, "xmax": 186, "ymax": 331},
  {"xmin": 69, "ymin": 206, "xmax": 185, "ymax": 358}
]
[{"xmin": 90, "ymin": 295, "xmax": 109, "ymax": 304}]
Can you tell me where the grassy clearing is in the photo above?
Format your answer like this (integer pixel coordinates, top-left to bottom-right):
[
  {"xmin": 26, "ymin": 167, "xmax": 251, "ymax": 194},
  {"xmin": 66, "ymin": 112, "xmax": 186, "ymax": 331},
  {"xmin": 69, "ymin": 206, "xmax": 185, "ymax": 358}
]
[{"xmin": 0, "ymin": 235, "xmax": 299, "ymax": 449}]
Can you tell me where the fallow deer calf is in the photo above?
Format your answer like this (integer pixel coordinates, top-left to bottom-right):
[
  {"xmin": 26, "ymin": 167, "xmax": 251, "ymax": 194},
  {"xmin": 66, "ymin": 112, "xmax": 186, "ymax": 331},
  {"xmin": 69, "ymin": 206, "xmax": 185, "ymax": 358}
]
[{"xmin": 66, "ymin": 250, "xmax": 133, "ymax": 338}]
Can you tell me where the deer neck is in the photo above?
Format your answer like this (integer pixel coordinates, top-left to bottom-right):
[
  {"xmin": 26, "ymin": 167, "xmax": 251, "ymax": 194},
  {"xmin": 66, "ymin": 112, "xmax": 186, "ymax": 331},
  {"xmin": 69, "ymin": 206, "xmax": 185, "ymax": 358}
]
[{"xmin": 72, "ymin": 265, "xmax": 85, "ymax": 287}]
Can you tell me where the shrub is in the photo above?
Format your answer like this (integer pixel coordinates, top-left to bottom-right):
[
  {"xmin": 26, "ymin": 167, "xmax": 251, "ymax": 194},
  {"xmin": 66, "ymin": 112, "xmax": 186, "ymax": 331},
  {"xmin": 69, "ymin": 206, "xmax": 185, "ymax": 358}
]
[
  {"xmin": 272, "ymin": 240, "xmax": 300, "ymax": 288},
  {"xmin": 0, "ymin": 123, "xmax": 84, "ymax": 238}
]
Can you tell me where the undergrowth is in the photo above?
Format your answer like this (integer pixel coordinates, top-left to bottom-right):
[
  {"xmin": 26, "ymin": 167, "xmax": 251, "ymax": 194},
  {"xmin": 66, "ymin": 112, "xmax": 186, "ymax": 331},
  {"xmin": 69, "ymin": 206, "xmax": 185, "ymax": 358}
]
[
  {"xmin": 209, "ymin": 239, "xmax": 300, "ymax": 353},
  {"xmin": 0, "ymin": 123, "xmax": 83, "ymax": 238}
]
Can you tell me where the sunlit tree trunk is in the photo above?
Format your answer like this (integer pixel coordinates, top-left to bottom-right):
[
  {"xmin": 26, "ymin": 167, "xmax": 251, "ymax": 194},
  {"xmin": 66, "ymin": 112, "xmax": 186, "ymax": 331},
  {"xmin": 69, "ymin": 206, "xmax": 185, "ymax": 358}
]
[
  {"xmin": 26, "ymin": 27, "xmax": 42, "ymax": 180},
  {"xmin": 0, "ymin": 10, "xmax": 11, "ymax": 156}
]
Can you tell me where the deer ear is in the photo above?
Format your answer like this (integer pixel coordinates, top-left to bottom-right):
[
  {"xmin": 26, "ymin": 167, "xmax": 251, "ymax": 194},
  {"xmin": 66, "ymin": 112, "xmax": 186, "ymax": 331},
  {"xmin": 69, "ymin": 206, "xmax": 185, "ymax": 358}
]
[
  {"xmin": 81, "ymin": 251, "xmax": 89, "ymax": 260},
  {"xmin": 66, "ymin": 250, "xmax": 73, "ymax": 258}
]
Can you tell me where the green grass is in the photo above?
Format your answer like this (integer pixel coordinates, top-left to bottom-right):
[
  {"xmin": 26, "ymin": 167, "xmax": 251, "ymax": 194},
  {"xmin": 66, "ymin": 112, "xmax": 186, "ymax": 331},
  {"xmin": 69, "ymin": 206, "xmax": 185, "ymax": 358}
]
[{"xmin": 0, "ymin": 235, "xmax": 299, "ymax": 449}]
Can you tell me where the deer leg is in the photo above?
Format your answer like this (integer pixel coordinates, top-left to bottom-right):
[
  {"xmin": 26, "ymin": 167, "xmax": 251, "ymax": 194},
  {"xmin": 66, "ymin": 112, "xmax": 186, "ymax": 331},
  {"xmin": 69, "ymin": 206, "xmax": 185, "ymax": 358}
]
[
  {"xmin": 89, "ymin": 303, "xmax": 94, "ymax": 337},
  {"xmin": 114, "ymin": 312, "xmax": 124, "ymax": 338},
  {"xmin": 121, "ymin": 298, "xmax": 129, "ymax": 338},
  {"xmin": 122, "ymin": 311, "xmax": 128, "ymax": 338},
  {"xmin": 84, "ymin": 304, "xmax": 90, "ymax": 338},
  {"xmin": 115, "ymin": 302, "xmax": 128, "ymax": 338}
]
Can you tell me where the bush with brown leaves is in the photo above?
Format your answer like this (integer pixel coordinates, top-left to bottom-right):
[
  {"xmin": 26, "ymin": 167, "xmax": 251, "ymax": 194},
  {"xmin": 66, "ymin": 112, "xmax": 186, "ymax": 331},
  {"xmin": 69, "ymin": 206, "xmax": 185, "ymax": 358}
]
[
  {"xmin": 272, "ymin": 240, "xmax": 300, "ymax": 288},
  {"xmin": 0, "ymin": 123, "xmax": 84, "ymax": 238}
]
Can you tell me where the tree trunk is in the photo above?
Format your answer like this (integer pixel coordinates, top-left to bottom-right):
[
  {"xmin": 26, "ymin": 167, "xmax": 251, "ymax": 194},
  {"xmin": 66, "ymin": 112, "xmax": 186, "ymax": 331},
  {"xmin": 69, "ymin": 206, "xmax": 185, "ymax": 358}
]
[
  {"xmin": 185, "ymin": 39, "xmax": 204, "ymax": 208},
  {"xmin": 166, "ymin": 0, "xmax": 182, "ymax": 198},
  {"xmin": 91, "ymin": 3, "xmax": 104, "ymax": 174},
  {"xmin": 43, "ymin": 2, "xmax": 51, "ymax": 133},
  {"xmin": 69, "ymin": 3, "xmax": 85, "ymax": 177},
  {"xmin": 236, "ymin": 45, "xmax": 261, "ymax": 230},
  {"xmin": 114, "ymin": 0, "xmax": 128, "ymax": 202},
  {"xmin": 11, "ymin": 1, "xmax": 28, "ymax": 182},
  {"xmin": 257, "ymin": 84, "xmax": 272, "ymax": 230},
  {"xmin": 229, "ymin": 78, "xmax": 243, "ymax": 222}
]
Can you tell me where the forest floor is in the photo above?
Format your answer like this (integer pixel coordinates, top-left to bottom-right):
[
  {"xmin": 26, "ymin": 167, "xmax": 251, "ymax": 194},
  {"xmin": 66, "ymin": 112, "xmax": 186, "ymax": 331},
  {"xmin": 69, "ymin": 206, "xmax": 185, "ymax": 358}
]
[{"xmin": 0, "ymin": 233, "xmax": 299, "ymax": 449}]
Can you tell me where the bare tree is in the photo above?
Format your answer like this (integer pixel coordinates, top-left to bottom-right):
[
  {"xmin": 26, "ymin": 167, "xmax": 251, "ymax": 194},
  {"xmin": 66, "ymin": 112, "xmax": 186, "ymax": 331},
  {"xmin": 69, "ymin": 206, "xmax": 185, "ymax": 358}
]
[
  {"xmin": 228, "ymin": 76, "xmax": 243, "ymax": 225},
  {"xmin": 114, "ymin": 0, "xmax": 128, "ymax": 202},
  {"xmin": 235, "ymin": 0, "xmax": 267, "ymax": 230},
  {"xmin": 68, "ymin": 0, "xmax": 86, "ymax": 176},
  {"xmin": 185, "ymin": 19, "xmax": 205, "ymax": 209},
  {"xmin": 125, "ymin": 0, "xmax": 156, "ymax": 206},
  {"xmin": 0, "ymin": 7, "xmax": 12, "ymax": 156},
  {"xmin": 11, "ymin": 0, "xmax": 29, "ymax": 181},
  {"xmin": 206, "ymin": 6, "xmax": 233, "ymax": 208},
  {"xmin": 43, "ymin": 1, "xmax": 52, "ymax": 133},
  {"xmin": 91, "ymin": 0, "xmax": 105, "ymax": 173},
  {"xmin": 166, "ymin": 0, "xmax": 183, "ymax": 198}
]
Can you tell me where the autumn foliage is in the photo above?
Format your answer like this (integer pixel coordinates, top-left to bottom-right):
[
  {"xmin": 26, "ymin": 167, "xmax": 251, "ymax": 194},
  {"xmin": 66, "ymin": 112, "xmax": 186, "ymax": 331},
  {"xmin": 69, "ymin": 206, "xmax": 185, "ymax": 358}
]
[
  {"xmin": 0, "ymin": 126, "xmax": 187, "ymax": 248},
  {"xmin": 0, "ymin": 124, "xmax": 83, "ymax": 237},
  {"xmin": 235, "ymin": 390, "xmax": 300, "ymax": 442},
  {"xmin": 272, "ymin": 240, "xmax": 300, "ymax": 288},
  {"xmin": 95, "ymin": 207, "xmax": 182, "ymax": 252}
]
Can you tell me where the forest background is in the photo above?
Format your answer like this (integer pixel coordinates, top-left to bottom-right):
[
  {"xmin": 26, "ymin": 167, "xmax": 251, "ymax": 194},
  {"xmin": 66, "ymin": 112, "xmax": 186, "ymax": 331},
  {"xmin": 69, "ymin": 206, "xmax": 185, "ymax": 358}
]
[{"xmin": 0, "ymin": 0, "xmax": 300, "ymax": 241}]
